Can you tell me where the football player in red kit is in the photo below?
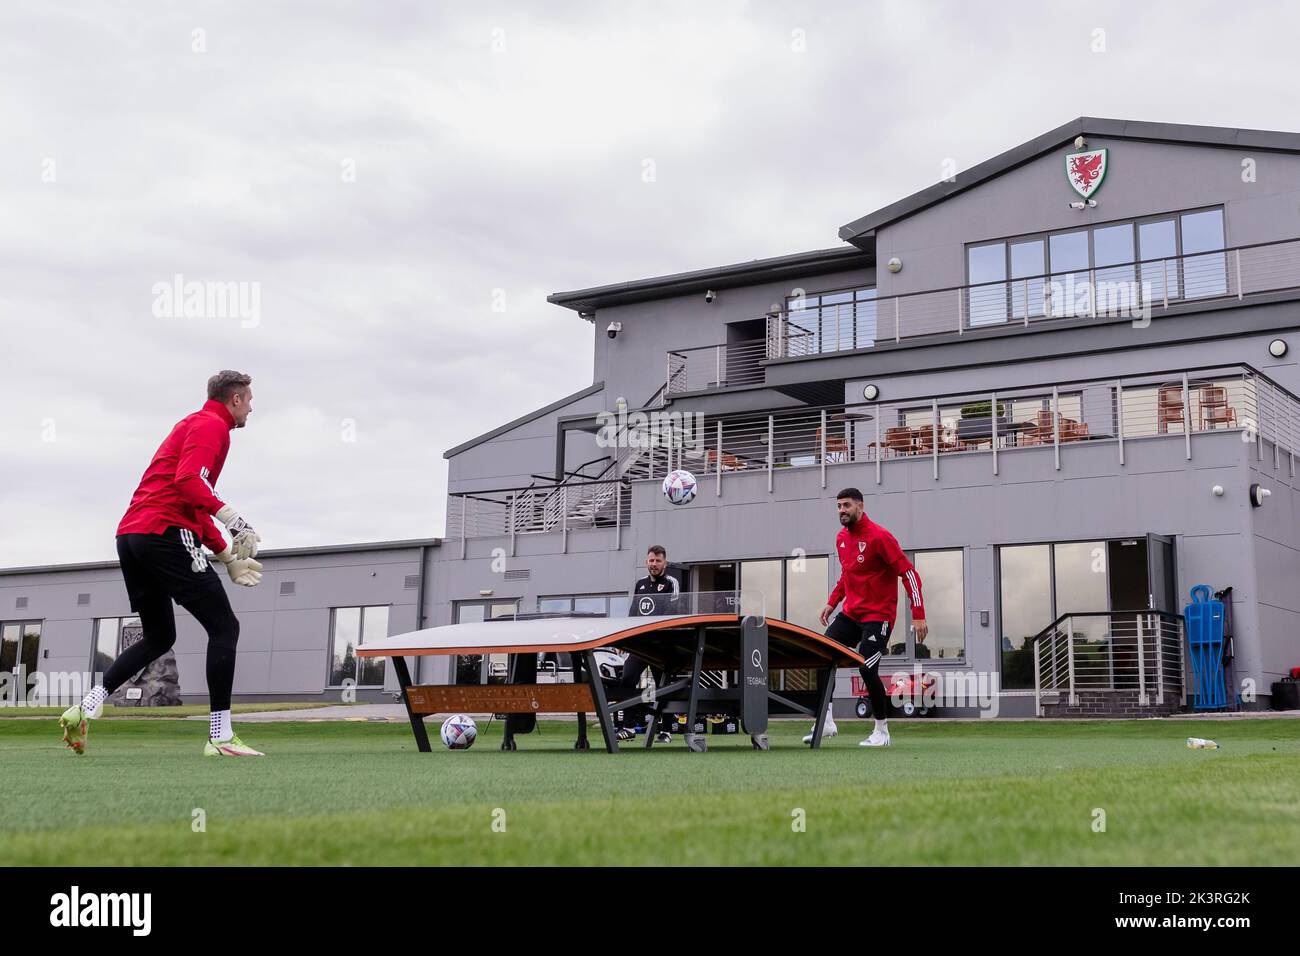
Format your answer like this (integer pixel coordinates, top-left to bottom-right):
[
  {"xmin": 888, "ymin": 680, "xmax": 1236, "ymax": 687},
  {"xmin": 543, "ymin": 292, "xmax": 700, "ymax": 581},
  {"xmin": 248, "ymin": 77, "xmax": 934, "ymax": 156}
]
[
  {"xmin": 59, "ymin": 371, "xmax": 265, "ymax": 757},
  {"xmin": 805, "ymin": 487, "xmax": 926, "ymax": 747}
]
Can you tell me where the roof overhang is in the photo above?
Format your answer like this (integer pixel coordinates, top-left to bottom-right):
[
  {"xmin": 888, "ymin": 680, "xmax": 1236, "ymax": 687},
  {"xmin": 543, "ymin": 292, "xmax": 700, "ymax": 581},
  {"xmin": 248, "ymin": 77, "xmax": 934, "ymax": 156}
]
[{"xmin": 838, "ymin": 116, "xmax": 1300, "ymax": 248}]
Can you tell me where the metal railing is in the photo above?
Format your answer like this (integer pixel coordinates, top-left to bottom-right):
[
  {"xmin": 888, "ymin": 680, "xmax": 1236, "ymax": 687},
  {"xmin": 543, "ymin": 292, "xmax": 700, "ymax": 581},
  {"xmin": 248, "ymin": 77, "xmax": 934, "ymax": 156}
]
[
  {"xmin": 1033, "ymin": 611, "xmax": 1185, "ymax": 716},
  {"xmin": 665, "ymin": 339, "xmax": 769, "ymax": 395},
  {"xmin": 451, "ymin": 364, "xmax": 1299, "ymax": 545},
  {"xmin": 664, "ymin": 237, "xmax": 1300, "ymax": 395}
]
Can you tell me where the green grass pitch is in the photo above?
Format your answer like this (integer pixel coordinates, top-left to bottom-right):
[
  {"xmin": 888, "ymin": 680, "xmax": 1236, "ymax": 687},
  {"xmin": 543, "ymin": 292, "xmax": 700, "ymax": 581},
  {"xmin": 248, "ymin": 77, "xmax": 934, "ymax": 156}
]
[{"xmin": 3, "ymin": 715, "xmax": 1297, "ymax": 865}]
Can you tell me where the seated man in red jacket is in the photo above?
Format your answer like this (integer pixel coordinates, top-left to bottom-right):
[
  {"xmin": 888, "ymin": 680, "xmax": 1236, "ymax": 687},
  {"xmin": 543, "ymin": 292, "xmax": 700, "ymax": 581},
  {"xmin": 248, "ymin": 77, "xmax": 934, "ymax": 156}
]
[{"xmin": 807, "ymin": 487, "xmax": 927, "ymax": 748}]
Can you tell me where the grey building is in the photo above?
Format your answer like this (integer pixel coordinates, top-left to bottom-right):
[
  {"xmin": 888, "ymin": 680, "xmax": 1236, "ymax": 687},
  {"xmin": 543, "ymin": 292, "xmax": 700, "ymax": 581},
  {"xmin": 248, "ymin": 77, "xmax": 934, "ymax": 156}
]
[
  {"xmin": 0, "ymin": 539, "xmax": 440, "ymax": 706},
  {"xmin": 435, "ymin": 117, "xmax": 1300, "ymax": 716},
  {"xmin": 5, "ymin": 117, "xmax": 1299, "ymax": 717}
]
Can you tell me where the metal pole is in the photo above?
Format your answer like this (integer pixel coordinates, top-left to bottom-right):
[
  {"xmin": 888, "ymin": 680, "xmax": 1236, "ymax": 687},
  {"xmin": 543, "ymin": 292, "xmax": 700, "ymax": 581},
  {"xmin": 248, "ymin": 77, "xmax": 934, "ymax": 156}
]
[
  {"xmin": 1023, "ymin": 278, "xmax": 1030, "ymax": 327},
  {"xmin": 509, "ymin": 492, "xmax": 516, "ymax": 558},
  {"xmin": 1182, "ymin": 372, "xmax": 1192, "ymax": 461},
  {"xmin": 820, "ymin": 408, "xmax": 827, "ymax": 489},
  {"xmin": 1116, "ymin": 380, "xmax": 1125, "ymax": 466},
  {"xmin": 561, "ymin": 485, "xmax": 568, "ymax": 554},
  {"xmin": 1066, "ymin": 618, "xmax": 1078, "ymax": 707},
  {"xmin": 1033, "ymin": 638, "xmax": 1042, "ymax": 718},
  {"xmin": 1162, "ymin": 258, "xmax": 1169, "ymax": 308},
  {"xmin": 1088, "ymin": 267, "xmax": 1097, "ymax": 318},
  {"xmin": 767, "ymin": 415, "xmax": 774, "ymax": 493},
  {"xmin": 1235, "ymin": 248, "xmax": 1243, "ymax": 300},
  {"xmin": 932, "ymin": 398, "xmax": 939, "ymax": 480},
  {"xmin": 957, "ymin": 288, "xmax": 963, "ymax": 335},
  {"xmin": 716, "ymin": 345, "xmax": 722, "ymax": 388},
  {"xmin": 1052, "ymin": 385, "xmax": 1061, "ymax": 471},
  {"xmin": 716, "ymin": 421, "xmax": 723, "ymax": 497},
  {"xmin": 615, "ymin": 480, "xmax": 622, "ymax": 551},
  {"xmin": 1153, "ymin": 614, "xmax": 1164, "ymax": 706},
  {"xmin": 459, "ymin": 494, "xmax": 466, "ymax": 559},
  {"xmin": 894, "ymin": 298, "xmax": 900, "ymax": 343},
  {"xmin": 991, "ymin": 390, "xmax": 999, "ymax": 476},
  {"xmin": 1137, "ymin": 613, "xmax": 1147, "ymax": 706},
  {"xmin": 875, "ymin": 406, "xmax": 882, "ymax": 485}
]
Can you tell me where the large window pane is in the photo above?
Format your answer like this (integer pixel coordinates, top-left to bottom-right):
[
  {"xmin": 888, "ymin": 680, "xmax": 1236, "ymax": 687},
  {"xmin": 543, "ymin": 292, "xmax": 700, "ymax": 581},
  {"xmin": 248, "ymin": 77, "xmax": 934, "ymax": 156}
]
[
  {"xmin": 574, "ymin": 596, "xmax": 607, "ymax": 615},
  {"xmin": 785, "ymin": 556, "xmax": 829, "ymax": 631},
  {"xmin": 0, "ymin": 625, "xmax": 18, "ymax": 694},
  {"xmin": 1053, "ymin": 542, "xmax": 1110, "ymax": 668},
  {"xmin": 1181, "ymin": 209, "xmax": 1227, "ymax": 298},
  {"xmin": 1093, "ymin": 223, "xmax": 1136, "ymax": 309},
  {"xmin": 913, "ymin": 551, "xmax": 964, "ymax": 661},
  {"xmin": 93, "ymin": 619, "xmax": 119, "ymax": 675},
  {"xmin": 329, "ymin": 607, "xmax": 361, "ymax": 686},
  {"xmin": 999, "ymin": 545, "xmax": 1052, "ymax": 689},
  {"xmin": 854, "ymin": 288, "xmax": 878, "ymax": 348},
  {"xmin": 358, "ymin": 606, "xmax": 389, "ymax": 686},
  {"xmin": 967, "ymin": 243, "xmax": 1008, "ymax": 326},
  {"xmin": 1138, "ymin": 219, "xmax": 1179, "ymax": 301},
  {"xmin": 740, "ymin": 559, "xmax": 783, "ymax": 619},
  {"xmin": 538, "ymin": 597, "xmax": 570, "ymax": 614},
  {"xmin": 820, "ymin": 291, "xmax": 854, "ymax": 353},
  {"xmin": 1009, "ymin": 239, "xmax": 1046, "ymax": 319},
  {"xmin": 1049, "ymin": 230, "xmax": 1090, "ymax": 317}
]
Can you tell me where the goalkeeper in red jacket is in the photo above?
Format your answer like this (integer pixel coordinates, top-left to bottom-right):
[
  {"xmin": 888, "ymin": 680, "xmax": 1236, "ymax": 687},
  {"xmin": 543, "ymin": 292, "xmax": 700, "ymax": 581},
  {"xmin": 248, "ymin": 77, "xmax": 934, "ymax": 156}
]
[{"xmin": 59, "ymin": 371, "xmax": 265, "ymax": 757}]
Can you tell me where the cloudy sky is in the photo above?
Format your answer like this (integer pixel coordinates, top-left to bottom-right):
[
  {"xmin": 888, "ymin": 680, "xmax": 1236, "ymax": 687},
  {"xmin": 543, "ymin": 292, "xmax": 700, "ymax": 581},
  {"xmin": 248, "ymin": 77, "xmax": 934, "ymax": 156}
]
[{"xmin": 1, "ymin": 1, "xmax": 1293, "ymax": 567}]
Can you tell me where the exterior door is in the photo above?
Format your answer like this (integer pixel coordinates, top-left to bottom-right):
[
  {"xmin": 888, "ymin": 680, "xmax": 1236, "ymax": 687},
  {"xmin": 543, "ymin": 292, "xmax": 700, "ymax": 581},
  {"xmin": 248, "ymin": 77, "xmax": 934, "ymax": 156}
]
[{"xmin": 1146, "ymin": 534, "xmax": 1177, "ymax": 612}]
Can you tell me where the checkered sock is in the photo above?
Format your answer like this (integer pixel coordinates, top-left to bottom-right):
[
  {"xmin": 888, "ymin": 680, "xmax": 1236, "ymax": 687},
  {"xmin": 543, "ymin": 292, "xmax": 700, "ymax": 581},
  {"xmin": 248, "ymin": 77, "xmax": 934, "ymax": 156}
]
[
  {"xmin": 210, "ymin": 709, "xmax": 232, "ymax": 742},
  {"xmin": 80, "ymin": 685, "xmax": 108, "ymax": 719}
]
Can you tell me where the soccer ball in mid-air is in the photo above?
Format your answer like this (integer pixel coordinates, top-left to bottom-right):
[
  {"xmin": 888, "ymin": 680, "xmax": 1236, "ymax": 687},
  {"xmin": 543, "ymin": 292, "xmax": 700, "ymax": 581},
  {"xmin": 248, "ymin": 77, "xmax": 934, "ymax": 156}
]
[
  {"xmin": 440, "ymin": 714, "xmax": 477, "ymax": 750},
  {"xmin": 662, "ymin": 469, "xmax": 697, "ymax": 505}
]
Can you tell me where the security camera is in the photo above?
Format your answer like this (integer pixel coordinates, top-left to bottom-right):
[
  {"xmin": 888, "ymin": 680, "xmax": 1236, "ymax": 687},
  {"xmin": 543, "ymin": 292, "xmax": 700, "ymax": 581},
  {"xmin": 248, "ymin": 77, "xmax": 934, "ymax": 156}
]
[
  {"xmin": 606, "ymin": 321, "xmax": 622, "ymax": 339},
  {"xmin": 704, "ymin": 289, "xmax": 716, "ymax": 303}
]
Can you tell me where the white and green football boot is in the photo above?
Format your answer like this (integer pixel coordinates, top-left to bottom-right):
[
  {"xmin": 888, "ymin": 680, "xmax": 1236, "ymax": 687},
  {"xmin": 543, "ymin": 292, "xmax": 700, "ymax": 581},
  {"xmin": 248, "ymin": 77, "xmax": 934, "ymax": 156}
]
[
  {"xmin": 203, "ymin": 734, "xmax": 265, "ymax": 757},
  {"xmin": 58, "ymin": 700, "xmax": 101, "ymax": 756}
]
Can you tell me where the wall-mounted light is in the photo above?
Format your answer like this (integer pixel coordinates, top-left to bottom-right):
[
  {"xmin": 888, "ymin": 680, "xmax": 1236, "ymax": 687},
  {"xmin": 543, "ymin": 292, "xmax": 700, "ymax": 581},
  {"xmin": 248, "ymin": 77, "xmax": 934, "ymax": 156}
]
[
  {"xmin": 863, "ymin": 384, "xmax": 880, "ymax": 401},
  {"xmin": 479, "ymin": 588, "xmax": 493, "ymax": 596},
  {"xmin": 887, "ymin": 257, "xmax": 902, "ymax": 274},
  {"xmin": 704, "ymin": 289, "xmax": 717, "ymax": 303},
  {"xmin": 1212, "ymin": 485, "xmax": 1224, "ymax": 497},
  {"xmin": 1074, "ymin": 135, "xmax": 1087, "ymax": 149},
  {"xmin": 1269, "ymin": 339, "xmax": 1288, "ymax": 358},
  {"xmin": 1250, "ymin": 483, "xmax": 1271, "ymax": 507}
]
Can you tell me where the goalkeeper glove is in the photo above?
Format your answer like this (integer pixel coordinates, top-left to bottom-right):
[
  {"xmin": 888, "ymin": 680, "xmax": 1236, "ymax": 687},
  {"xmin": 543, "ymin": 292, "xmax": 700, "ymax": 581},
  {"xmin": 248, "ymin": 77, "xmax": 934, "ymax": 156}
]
[
  {"xmin": 216, "ymin": 504, "xmax": 261, "ymax": 560},
  {"xmin": 215, "ymin": 547, "xmax": 263, "ymax": 587}
]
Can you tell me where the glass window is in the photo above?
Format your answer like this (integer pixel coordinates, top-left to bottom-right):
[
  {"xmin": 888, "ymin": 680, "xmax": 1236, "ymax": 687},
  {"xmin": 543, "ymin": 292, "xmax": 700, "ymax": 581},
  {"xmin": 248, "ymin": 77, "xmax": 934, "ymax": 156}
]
[
  {"xmin": 452, "ymin": 600, "xmax": 519, "ymax": 684},
  {"xmin": 574, "ymin": 596, "xmax": 608, "ymax": 615},
  {"xmin": 740, "ymin": 559, "xmax": 783, "ymax": 619},
  {"xmin": 967, "ymin": 242, "xmax": 1008, "ymax": 326},
  {"xmin": 328, "ymin": 607, "xmax": 362, "ymax": 687},
  {"xmin": 1053, "ymin": 541, "xmax": 1109, "ymax": 651},
  {"xmin": 1048, "ymin": 230, "xmax": 1090, "ymax": 317},
  {"xmin": 357, "ymin": 606, "xmax": 388, "ymax": 687},
  {"xmin": 998, "ymin": 545, "xmax": 1052, "ymax": 689},
  {"xmin": 1138, "ymin": 219, "xmax": 1179, "ymax": 301},
  {"xmin": 786, "ymin": 286, "xmax": 877, "ymax": 355},
  {"xmin": 1093, "ymin": 223, "xmax": 1136, "ymax": 306},
  {"xmin": 785, "ymin": 556, "xmax": 829, "ymax": 632},
  {"xmin": 538, "ymin": 597, "xmax": 571, "ymax": 614},
  {"xmin": 1180, "ymin": 209, "xmax": 1227, "ymax": 298},
  {"xmin": 855, "ymin": 288, "xmax": 878, "ymax": 349},
  {"xmin": 1009, "ymin": 239, "xmax": 1046, "ymax": 319},
  {"xmin": 912, "ymin": 551, "xmax": 964, "ymax": 661}
]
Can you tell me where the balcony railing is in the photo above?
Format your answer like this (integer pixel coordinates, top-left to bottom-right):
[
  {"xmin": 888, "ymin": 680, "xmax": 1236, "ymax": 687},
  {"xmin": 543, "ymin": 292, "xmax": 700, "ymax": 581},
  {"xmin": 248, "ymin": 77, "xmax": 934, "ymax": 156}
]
[
  {"xmin": 1033, "ymin": 611, "xmax": 1185, "ymax": 715},
  {"xmin": 450, "ymin": 364, "xmax": 1299, "ymax": 547},
  {"xmin": 664, "ymin": 236, "xmax": 1300, "ymax": 396}
]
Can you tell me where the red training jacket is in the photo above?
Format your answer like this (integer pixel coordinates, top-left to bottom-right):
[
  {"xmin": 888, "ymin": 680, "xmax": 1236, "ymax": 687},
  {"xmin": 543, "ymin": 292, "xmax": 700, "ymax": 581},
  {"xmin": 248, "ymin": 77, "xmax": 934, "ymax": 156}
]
[
  {"xmin": 116, "ymin": 399, "xmax": 234, "ymax": 554},
  {"xmin": 827, "ymin": 515, "xmax": 925, "ymax": 624}
]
